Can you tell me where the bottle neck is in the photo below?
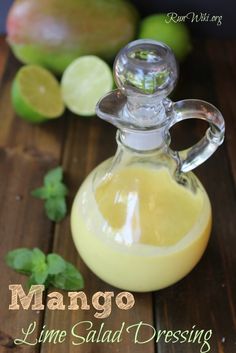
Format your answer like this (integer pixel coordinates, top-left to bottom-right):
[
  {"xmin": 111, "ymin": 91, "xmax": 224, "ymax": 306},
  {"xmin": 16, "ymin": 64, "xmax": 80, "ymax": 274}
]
[
  {"xmin": 125, "ymin": 96, "xmax": 166, "ymax": 128},
  {"xmin": 118, "ymin": 128, "xmax": 166, "ymax": 151}
]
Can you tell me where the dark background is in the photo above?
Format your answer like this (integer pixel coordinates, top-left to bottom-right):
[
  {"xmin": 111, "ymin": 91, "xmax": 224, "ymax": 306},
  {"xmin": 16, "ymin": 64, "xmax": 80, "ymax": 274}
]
[{"xmin": 0, "ymin": 0, "xmax": 236, "ymax": 37}]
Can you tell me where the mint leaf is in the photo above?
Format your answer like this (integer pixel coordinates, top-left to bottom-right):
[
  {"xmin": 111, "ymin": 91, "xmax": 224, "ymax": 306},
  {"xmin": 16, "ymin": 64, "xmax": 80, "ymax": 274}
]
[
  {"xmin": 51, "ymin": 262, "xmax": 84, "ymax": 291},
  {"xmin": 47, "ymin": 254, "xmax": 66, "ymax": 275},
  {"xmin": 46, "ymin": 182, "xmax": 68, "ymax": 198},
  {"xmin": 28, "ymin": 249, "xmax": 48, "ymax": 285},
  {"xmin": 45, "ymin": 197, "xmax": 67, "ymax": 222},
  {"xmin": 32, "ymin": 183, "xmax": 67, "ymax": 200},
  {"xmin": 31, "ymin": 187, "xmax": 51, "ymax": 200},
  {"xmin": 6, "ymin": 248, "xmax": 33, "ymax": 274},
  {"xmin": 31, "ymin": 248, "xmax": 45, "ymax": 266},
  {"xmin": 31, "ymin": 166, "xmax": 68, "ymax": 223},
  {"xmin": 44, "ymin": 167, "xmax": 63, "ymax": 185},
  {"xmin": 30, "ymin": 263, "xmax": 48, "ymax": 284}
]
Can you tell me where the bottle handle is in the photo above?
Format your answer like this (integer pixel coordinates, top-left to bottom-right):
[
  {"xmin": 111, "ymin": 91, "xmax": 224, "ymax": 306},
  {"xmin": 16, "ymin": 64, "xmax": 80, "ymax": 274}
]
[{"xmin": 169, "ymin": 99, "xmax": 225, "ymax": 173}]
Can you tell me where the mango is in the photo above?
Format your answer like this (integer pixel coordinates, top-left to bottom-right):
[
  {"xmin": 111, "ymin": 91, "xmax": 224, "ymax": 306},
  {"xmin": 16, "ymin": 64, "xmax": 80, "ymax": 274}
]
[{"xmin": 7, "ymin": 0, "xmax": 139, "ymax": 74}]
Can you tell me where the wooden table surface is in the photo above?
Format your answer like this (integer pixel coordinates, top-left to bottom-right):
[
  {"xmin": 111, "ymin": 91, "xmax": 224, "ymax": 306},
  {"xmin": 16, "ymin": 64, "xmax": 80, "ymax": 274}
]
[{"xmin": 0, "ymin": 36, "xmax": 235, "ymax": 353}]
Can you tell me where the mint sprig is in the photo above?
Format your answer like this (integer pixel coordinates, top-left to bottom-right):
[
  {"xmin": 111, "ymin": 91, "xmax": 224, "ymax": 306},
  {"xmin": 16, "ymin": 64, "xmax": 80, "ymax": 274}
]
[
  {"xmin": 6, "ymin": 248, "xmax": 84, "ymax": 291},
  {"xmin": 31, "ymin": 166, "xmax": 68, "ymax": 222}
]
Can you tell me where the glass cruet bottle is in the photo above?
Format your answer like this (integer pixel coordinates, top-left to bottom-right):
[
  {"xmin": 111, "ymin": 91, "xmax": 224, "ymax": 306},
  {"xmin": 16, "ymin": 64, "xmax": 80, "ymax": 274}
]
[{"xmin": 71, "ymin": 39, "xmax": 225, "ymax": 292}]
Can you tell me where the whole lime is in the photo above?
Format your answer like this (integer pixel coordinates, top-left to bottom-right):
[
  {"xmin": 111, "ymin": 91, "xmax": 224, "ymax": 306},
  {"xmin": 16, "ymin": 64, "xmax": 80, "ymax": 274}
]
[{"xmin": 138, "ymin": 14, "xmax": 192, "ymax": 61}]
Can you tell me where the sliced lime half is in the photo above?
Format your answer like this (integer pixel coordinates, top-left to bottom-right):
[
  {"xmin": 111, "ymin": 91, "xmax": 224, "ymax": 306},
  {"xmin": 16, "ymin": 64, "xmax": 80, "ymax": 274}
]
[
  {"xmin": 12, "ymin": 65, "xmax": 65, "ymax": 123},
  {"xmin": 61, "ymin": 56, "xmax": 113, "ymax": 117}
]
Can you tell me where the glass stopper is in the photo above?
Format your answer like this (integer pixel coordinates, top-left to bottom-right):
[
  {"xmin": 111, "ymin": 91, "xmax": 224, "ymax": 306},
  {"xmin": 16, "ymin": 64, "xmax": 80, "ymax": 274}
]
[
  {"xmin": 114, "ymin": 39, "xmax": 178, "ymax": 99},
  {"xmin": 96, "ymin": 39, "xmax": 179, "ymax": 130}
]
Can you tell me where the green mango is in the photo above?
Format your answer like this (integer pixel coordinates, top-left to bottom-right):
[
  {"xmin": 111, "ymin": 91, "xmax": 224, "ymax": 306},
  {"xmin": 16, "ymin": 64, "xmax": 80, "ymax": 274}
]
[{"xmin": 7, "ymin": 0, "xmax": 139, "ymax": 74}]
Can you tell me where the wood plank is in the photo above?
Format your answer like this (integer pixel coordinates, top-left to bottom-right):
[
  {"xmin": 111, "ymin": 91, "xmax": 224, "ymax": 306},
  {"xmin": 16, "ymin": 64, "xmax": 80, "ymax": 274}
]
[
  {"xmin": 0, "ymin": 55, "xmax": 66, "ymax": 351},
  {"xmin": 40, "ymin": 117, "xmax": 155, "ymax": 353},
  {"xmin": 0, "ymin": 37, "xmax": 9, "ymax": 83},
  {"xmin": 206, "ymin": 40, "xmax": 236, "ymax": 187},
  {"xmin": 154, "ymin": 40, "xmax": 236, "ymax": 353}
]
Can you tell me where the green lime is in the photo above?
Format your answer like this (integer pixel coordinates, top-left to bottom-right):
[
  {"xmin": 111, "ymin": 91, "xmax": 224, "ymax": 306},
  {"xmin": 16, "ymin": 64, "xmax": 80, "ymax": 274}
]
[
  {"xmin": 138, "ymin": 14, "xmax": 192, "ymax": 61},
  {"xmin": 11, "ymin": 65, "xmax": 65, "ymax": 123},
  {"xmin": 61, "ymin": 56, "xmax": 113, "ymax": 116}
]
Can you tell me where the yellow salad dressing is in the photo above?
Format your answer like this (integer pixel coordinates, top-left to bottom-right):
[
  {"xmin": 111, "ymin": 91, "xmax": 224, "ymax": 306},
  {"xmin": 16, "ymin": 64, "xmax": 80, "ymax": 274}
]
[{"xmin": 71, "ymin": 163, "xmax": 211, "ymax": 292}]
